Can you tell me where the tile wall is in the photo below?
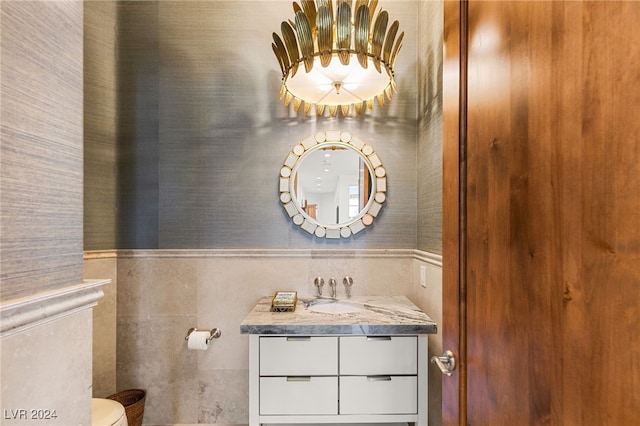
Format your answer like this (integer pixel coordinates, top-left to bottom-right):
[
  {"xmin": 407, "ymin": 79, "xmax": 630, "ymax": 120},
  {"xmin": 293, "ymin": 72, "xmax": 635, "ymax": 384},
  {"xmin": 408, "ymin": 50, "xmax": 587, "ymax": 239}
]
[
  {"xmin": 86, "ymin": 250, "xmax": 442, "ymax": 426},
  {"xmin": 1, "ymin": 310, "xmax": 94, "ymax": 426},
  {"xmin": 85, "ymin": 253, "xmax": 119, "ymax": 398}
]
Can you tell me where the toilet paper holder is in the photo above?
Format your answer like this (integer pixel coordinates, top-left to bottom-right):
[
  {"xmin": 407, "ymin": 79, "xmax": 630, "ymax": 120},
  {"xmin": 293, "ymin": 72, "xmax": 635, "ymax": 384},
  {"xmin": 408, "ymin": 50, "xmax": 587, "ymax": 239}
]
[{"xmin": 185, "ymin": 327, "xmax": 221, "ymax": 343}]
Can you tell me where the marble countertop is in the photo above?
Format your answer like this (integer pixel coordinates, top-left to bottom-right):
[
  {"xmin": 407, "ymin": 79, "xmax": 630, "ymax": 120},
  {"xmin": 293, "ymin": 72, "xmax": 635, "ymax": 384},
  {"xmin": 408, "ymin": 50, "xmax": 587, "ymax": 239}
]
[{"xmin": 240, "ymin": 295, "xmax": 437, "ymax": 335}]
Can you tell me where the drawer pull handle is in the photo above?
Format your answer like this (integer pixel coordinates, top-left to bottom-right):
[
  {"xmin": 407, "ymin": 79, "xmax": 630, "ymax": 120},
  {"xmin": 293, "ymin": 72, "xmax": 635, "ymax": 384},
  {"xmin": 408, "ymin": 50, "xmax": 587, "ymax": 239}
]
[
  {"xmin": 367, "ymin": 375, "xmax": 392, "ymax": 381},
  {"xmin": 367, "ymin": 336, "xmax": 392, "ymax": 341},
  {"xmin": 286, "ymin": 376, "xmax": 311, "ymax": 382},
  {"xmin": 286, "ymin": 336, "xmax": 311, "ymax": 341}
]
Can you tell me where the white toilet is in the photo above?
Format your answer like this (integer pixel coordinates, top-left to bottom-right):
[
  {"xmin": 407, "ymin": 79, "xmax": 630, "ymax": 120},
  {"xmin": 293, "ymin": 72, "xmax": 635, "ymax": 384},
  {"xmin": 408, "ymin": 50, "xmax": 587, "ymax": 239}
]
[{"xmin": 92, "ymin": 398, "xmax": 128, "ymax": 426}]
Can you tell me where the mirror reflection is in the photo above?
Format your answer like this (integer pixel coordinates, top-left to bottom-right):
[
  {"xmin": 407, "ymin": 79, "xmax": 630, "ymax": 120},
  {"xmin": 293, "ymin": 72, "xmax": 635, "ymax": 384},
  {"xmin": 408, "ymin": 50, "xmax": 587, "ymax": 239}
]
[{"xmin": 293, "ymin": 144, "xmax": 372, "ymax": 226}]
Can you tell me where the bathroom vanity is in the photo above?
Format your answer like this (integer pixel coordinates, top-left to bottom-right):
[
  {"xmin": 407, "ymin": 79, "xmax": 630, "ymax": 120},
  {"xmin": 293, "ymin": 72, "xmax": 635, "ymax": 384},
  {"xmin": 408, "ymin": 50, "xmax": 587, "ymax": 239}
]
[{"xmin": 240, "ymin": 296, "xmax": 437, "ymax": 426}]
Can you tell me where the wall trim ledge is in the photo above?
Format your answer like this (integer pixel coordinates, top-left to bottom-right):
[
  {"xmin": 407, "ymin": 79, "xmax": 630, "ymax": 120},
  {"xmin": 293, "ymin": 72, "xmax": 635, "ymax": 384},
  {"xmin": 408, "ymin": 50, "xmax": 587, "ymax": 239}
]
[
  {"xmin": 413, "ymin": 250, "xmax": 443, "ymax": 267},
  {"xmin": 0, "ymin": 279, "xmax": 110, "ymax": 338},
  {"xmin": 84, "ymin": 249, "xmax": 442, "ymax": 265},
  {"xmin": 85, "ymin": 249, "xmax": 419, "ymax": 259},
  {"xmin": 83, "ymin": 249, "xmax": 118, "ymax": 260}
]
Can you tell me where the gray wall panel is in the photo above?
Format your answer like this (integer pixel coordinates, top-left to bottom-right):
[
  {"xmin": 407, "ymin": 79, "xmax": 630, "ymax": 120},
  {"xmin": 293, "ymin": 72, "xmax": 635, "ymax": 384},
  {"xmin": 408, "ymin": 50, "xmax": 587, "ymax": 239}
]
[
  {"xmin": 116, "ymin": 1, "xmax": 160, "ymax": 249},
  {"xmin": 417, "ymin": 1, "xmax": 443, "ymax": 254},
  {"xmin": 1, "ymin": 1, "xmax": 84, "ymax": 300},
  {"xmin": 84, "ymin": 1, "xmax": 119, "ymax": 250},
  {"xmin": 84, "ymin": 1, "xmax": 444, "ymax": 250}
]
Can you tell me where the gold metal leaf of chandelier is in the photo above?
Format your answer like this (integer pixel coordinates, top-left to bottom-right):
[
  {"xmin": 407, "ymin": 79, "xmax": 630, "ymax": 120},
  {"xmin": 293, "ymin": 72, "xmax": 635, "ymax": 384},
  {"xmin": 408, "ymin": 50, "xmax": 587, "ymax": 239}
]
[
  {"xmin": 272, "ymin": 33, "xmax": 290, "ymax": 74},
  {"xmin": 390, "ymin": 30, "xmax": 404, "ymax": 67},
  {"xmin": 316, "ymin": 6, "xmax": 333, "ymax": 67},
  {"xmin": 354, "ymin": 4, "xmax": 370, "ymax": 69},
  {"xmin": 281, "ymin": 21, "xmax": 300, "ymax": 76},
  {"xmin": 336, "ymin": 2, "xmax": 352, "ymax": 66},
  {"xmin": 382, "ymin": 20, "xmax": 399, "ymax": 65},
  {"xmin": 295, "ymin": 11, "xmax": 314, "ymax": 72},
  {"xmin": 301, "ymin": 0, "xmax": 317, "ymax": 33},
  {"xmin": 370, "ymin": 10, "xmax": 389, "ymax": 72}
]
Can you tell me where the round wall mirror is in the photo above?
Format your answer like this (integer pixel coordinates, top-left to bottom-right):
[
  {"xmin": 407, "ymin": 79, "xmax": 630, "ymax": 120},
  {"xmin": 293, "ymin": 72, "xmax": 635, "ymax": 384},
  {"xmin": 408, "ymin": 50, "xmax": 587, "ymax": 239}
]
[{"xmin": 279, "ymin": 131, "xmax": 387, "ymax": 239}]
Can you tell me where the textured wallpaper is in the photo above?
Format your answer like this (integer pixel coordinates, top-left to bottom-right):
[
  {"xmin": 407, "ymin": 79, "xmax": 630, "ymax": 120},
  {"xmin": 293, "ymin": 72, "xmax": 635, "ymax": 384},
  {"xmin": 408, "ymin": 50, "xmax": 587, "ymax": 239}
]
[
  {"xmin": 84, "ymin": 1, "xmax": 120, "ymax": 250},
  {"xmin": 417, "ymin": 0, "xmax": 444, "ymax": 254},
  {"xmin": 84, "ymin": 0, "xmax": 443, "ymax": 251},
  {"xmin": 1, "ymin": 1, "xmax": 84, "ymax": 300}
]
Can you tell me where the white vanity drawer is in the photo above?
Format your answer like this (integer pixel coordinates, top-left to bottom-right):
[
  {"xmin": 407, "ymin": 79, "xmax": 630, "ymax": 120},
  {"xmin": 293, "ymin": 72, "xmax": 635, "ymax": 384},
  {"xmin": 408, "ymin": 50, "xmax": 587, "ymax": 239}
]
[
  {"xmin": 339, "ymin": 336, "xmax": 417, "ymax": 375},
  {"xmin": 260, "ymin": 376, "xmax": 338, "ymax": 415},
  {"xmin": 339, "ymin": 376, "xmax": 417, "ymax": 414},
  {"xmin": 260, "ymin": 336, "xmax": 338, "ymax": 376}
]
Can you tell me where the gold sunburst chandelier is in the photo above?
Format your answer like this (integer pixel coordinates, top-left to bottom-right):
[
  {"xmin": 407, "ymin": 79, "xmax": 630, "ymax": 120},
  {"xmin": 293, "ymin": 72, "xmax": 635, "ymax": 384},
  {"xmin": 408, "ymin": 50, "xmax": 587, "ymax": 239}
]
[{"xmin": 272, "ymin": 0, "xmax": 404, "ymax": 117}]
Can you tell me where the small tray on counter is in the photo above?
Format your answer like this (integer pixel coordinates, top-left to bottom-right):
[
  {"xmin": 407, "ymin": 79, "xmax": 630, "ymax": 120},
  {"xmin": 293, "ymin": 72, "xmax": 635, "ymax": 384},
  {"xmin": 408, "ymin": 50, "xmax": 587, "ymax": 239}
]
[{"xmin": 271, "ymin": 291, "xmax": 298, "ymax": 312}]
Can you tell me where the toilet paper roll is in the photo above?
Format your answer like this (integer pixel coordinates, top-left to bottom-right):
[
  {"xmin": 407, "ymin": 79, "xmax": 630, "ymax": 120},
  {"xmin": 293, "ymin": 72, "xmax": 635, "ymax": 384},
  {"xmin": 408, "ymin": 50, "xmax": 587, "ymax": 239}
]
[{"xmin": 187, "ymin": 331, "xmax": 210, "ymax": 350}]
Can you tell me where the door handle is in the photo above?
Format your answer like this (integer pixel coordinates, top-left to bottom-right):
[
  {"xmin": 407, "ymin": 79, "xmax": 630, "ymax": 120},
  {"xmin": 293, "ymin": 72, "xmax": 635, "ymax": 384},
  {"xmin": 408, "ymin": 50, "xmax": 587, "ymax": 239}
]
[{"xmin": 431, "ymin": 350, "xmax": 456, "ymax": 376}]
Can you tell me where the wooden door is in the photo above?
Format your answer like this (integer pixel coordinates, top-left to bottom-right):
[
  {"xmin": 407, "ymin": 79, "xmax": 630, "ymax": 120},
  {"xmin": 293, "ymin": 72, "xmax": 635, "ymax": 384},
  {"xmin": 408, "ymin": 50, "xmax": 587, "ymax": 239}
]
[
  {"xmin": 442, "ymin": 1, "xmax": 465, "ymax": 424},
  {"xmin": 442, "ymin": 1, "xmax": 640, "ymax": 425}
]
